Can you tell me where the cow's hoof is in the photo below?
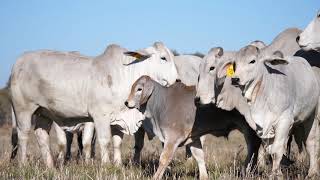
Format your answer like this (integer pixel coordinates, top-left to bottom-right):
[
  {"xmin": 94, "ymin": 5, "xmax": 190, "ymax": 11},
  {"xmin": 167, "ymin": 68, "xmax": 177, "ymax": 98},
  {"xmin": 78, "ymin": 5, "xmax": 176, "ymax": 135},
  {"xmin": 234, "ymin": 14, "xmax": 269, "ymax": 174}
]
[
  {"xmin": 199, "ymin": 174, "xmax": 209, "ymax": 180},
  {"xmin": 113, "ymin": 160, "xmax": 122, "ymax": 167},
  {"xmin": 269, "ymin": 171, "xmax": 283, "ymax": 180},
  {"xmin": 280, "ymin": 155, "xmax": 294, "ymax": 167}
]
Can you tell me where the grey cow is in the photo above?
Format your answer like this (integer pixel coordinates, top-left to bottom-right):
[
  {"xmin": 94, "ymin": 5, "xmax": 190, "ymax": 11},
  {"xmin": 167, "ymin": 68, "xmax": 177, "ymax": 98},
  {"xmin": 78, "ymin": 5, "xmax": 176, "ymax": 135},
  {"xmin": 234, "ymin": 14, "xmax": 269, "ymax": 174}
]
[
  {"xmin": 195, "ymin": 28, "xmax": 314, "ymax": 169},
  {"xmin": 196, "ymin": 28, "xmax": 306, "ymax": 128},
  {"xmin": 230, "ymin": 46, "xmax": 320, "ymax": 178},
  {"xmin": 125, "ymin": 76, "xmax": 260, "ymax": 180},
  {"xmin": 9, "ymin": 42, "xmax": 178, "ymax": 167}
]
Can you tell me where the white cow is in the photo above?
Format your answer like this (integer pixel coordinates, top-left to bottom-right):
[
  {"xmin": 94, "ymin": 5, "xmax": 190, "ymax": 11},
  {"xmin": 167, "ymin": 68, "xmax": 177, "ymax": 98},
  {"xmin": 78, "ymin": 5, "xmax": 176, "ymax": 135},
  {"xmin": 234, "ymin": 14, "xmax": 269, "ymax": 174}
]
[
  {"xmin": 9, "ymin": 42, "xmax": 178, "ymax": 167},
  {"xmin": 297, "ymin": 10, "xmax": 320, "ymax": 52}
]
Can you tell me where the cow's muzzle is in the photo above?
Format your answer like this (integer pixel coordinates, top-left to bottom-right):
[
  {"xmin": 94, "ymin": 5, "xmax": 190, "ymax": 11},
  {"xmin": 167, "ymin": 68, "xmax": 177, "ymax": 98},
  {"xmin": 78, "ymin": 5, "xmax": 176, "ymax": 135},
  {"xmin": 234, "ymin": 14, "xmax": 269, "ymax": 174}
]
[
  {"xmin": 231, "ymin": 77, "xmax": 240, "ymax": 86},
  {"xmin": 124, "ymin": 101, "xmax": 135, "ymax": 109}
]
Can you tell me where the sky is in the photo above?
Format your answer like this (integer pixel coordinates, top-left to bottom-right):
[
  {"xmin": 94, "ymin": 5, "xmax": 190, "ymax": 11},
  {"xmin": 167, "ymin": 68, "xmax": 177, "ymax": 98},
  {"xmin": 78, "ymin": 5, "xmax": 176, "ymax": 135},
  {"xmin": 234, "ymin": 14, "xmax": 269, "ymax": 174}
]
[{"xmin": 0, "ymin": 0, "xmax": 318, "ymax": 87}]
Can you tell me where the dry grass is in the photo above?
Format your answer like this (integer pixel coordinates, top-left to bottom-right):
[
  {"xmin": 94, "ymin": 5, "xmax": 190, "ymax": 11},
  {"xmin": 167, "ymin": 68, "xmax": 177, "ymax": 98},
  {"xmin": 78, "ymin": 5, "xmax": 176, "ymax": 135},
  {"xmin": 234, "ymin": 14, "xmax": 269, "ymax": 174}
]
[{"xmin": 0, "ymin": 127, "xmax": 312, "ymax": 180}]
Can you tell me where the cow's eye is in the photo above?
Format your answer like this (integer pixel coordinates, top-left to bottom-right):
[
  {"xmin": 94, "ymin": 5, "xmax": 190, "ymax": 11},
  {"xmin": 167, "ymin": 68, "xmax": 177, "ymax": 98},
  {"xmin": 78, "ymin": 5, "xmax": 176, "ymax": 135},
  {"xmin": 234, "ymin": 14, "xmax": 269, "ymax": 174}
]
[
  {"xmin": 249, "ymin": 60, "xmax": 256, "ymax": 64},
  {"xmin": 137, "ymin": 88, "xmax": 142, "ymax": 92},
  {"xmin": 209, "ymin": 66, "xmax": 215, "ymax": 71},
  {"xmin": 161, "ymin": 57, "xmax": 167, "ymax": 61},
  {"xmin": 318, "ymin": 13, "xmax": 320, "ymax": 18}
]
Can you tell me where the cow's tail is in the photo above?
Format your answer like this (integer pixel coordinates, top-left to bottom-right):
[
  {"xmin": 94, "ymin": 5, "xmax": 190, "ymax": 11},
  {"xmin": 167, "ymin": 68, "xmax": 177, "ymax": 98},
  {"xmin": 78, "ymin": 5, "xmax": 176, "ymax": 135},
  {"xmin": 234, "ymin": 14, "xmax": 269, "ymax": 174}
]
[{"xmin": 10, "ymin": 105, "xmax": 18, "ymax": 160}]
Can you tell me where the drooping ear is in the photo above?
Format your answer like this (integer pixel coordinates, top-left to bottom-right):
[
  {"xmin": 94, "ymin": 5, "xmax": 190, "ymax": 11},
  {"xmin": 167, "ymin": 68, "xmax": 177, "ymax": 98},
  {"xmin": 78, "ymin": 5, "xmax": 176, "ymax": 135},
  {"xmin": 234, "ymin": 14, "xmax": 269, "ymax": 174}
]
[
  {"xmin": 140, "ymin": 77, "xmax": 154, "ymax": 104},
  {"xmin": 217, "ymin": 61, "xmax": 234, "ymax": 78},
  {"xmin": 123, "ymin": 51, "xmax": 151, "ymax": 65},
  {"xmin": 264, "ymin": 51, "xmax": 288, "ymax": 66},
  {"xmin": 209, "ymin": 47, "xmax": 224, "ymax": 58}
]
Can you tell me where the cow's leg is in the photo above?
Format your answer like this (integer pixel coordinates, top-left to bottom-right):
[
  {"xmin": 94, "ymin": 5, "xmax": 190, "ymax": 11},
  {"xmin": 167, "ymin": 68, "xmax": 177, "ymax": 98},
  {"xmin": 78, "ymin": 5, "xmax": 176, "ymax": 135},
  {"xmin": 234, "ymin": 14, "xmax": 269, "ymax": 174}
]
[
  {"xmin": 133, "ymin": 127, "xmax": 145, "ymax": 164},
  {"xmin": 153, "ymin": 139, "xmax": 180, "ymax": 180},
  {"xmin": 185, "ymin": 145, "xmax": 192, "ymax": 161},
  {"xmin": 34, "ymin": 115, "xmax": 54, "ymax": 168},
  {"xmin": 77, "ymin": 131, "xmax": 83, "ymax": 158},
  {"xmin": 82, "ymin": 122, "xmax": 95, "ymax": 162},
  {"xmin": 52, "ymin": 122, "xmax": 67, "ymax": 166},
  {"xmin": 14, "ymin": 105, "xmax": 37, "ymax": 166},
  {"xmin": 190, "ymin": 138, "xmax": 208, "ymax": 180},
  {"xmin": 65, "ymin": 131, "xmax": 73, "ymax": 161},
  {"xmin": 304, "ymin": 114, "xmax": 320, "ymax": 178},
  {"xmin": 10, "ymin": 107, "xmax": 18, "ymax": 161},
  {"xmin": 111, "ymin": 127, "xmax": 124, "ymax": 166},
  {"xmin": 91, "ymin": 113, "xmax": 111, "ymax": 164},
  {"xmin": 186, "ymin": 135, "xmax": 206, "ymax": 163},
  {"xmin": 90, "ymin": 130, "xmax": 96, "ymax": 158},
  {"xmin": 270, "ymin": 115, "xmax": 293, "ymax": 178},
  {"xmin": 239, "ymin": 126, "xmax": 261, "ymax": 173}
]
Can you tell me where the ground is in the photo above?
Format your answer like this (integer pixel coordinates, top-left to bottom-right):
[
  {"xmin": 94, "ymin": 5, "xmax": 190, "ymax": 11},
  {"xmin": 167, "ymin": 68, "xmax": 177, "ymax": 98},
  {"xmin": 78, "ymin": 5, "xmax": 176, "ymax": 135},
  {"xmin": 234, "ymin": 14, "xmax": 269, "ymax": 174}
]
[{"xmin": 0, "ymin": 126, "xmax": 312, "ymax": 180}]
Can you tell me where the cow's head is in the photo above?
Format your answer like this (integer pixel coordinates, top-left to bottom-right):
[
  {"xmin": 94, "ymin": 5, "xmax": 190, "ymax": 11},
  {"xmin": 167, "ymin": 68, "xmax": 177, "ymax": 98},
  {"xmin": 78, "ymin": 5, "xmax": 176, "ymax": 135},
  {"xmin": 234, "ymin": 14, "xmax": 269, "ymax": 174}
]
[
  {"xmin": 231, "ymin": 45, "xmax": 288, "ymax": 99},
  {"xmin": 297, "ymin": 10, "xmax": 320, "ymax": 52},
  {"xmin": 125, "ymin": 76, "xmax": 154, "ymax": 109},
  {"xmin": 195, "ymin": 47, "xmax": 225, "ymax": 105},
  {"xmin": 124, "ymin": 42, "xmax": 178, "ymax": 87}
]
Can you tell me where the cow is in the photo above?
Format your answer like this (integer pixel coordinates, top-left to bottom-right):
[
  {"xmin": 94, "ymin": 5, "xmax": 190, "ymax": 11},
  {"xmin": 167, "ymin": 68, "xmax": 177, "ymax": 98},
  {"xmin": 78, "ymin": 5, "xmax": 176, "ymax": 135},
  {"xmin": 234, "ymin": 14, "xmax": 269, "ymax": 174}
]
[
  {"xmin": 297, "ymin": 10, "xmax": 320, "ymax": 52},
  {"xmin": 9, "ymin": 42, "xmax": 178, "ymax": 167},
  {"xmin": 229, "ymin": 45, "xmax": 320, "ymax": 178},
  {"xmin": 125, "ymin": 76, "xmax": 261, "ymax": 180},
  {"xmin": 195, "ymin": 28, "xmax": 305, "ymax": 130}
]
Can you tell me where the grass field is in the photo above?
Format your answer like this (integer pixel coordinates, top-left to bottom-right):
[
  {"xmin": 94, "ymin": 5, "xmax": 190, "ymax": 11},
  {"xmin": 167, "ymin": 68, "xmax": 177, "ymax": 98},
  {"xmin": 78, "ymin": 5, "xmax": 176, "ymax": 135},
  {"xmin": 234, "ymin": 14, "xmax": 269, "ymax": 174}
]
[{"xmin": 0, "ymin": 126, "xmax": 312, "ymax": 180}]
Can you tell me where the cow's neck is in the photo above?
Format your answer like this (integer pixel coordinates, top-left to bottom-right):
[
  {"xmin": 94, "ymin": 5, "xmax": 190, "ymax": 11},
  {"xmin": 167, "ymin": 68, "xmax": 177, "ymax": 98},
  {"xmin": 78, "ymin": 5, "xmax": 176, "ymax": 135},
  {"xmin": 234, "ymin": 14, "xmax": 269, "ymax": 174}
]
[
  {"xmin": 124, "ymin": 59, "xmax": 155, "ymax": 94},
  {"xmin": 101, "ymin": 56, "xmax": 155, "ymax": 106},
  {"xmin": 145, "ymin": 82, "xmax": 164, "ymax": 116}
]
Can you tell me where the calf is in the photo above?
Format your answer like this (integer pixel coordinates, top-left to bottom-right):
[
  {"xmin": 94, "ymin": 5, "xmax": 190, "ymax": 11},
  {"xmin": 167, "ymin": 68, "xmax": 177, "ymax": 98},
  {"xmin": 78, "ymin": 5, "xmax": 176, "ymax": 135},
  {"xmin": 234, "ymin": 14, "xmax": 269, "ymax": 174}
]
[{"xmin": 125, "ymin": 76, "xmax": 261, "ymax": 180}]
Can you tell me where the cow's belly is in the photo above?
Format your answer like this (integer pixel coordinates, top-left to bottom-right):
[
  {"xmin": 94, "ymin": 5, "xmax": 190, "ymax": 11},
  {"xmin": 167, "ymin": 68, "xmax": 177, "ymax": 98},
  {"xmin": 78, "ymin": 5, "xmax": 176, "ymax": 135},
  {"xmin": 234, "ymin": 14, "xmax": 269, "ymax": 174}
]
[
  {"xmin": 35, "ymin": 77, "xmax": 89, "ymax": 117},
  {"xmin": 142, "ymin": 118, "xmax": 165, "ymax": 142}
]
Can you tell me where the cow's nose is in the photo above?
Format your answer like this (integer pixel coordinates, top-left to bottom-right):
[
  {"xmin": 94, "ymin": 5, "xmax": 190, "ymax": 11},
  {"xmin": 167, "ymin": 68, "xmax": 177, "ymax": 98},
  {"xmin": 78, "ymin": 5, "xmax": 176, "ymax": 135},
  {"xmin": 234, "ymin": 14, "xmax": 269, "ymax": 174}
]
[
  {"xmin": 231, "ymin": 77, "xmax": 240, "ymax": 85},
  {"xmin": 296, "ymin": 35, "xmax": 300, "ymax": 43},
  {"xmin": 176, "ymin": 79, "xmax": 181, "ymax": 83},
  {"xmin": 194, "ymin": 96, "xmax": 200, "ymax": 106},
  {"xmin": 124, "ymin": 101, "xmax": 129, "ymax": 107}
]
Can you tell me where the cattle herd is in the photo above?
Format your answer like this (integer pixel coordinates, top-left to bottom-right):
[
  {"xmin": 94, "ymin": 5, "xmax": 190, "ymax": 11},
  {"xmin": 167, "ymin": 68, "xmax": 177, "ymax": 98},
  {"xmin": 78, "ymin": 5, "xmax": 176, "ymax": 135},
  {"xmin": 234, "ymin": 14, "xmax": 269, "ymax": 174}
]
[{"xmin": 4, "ymin": 10, "xmax": 320, "ymax": 180}]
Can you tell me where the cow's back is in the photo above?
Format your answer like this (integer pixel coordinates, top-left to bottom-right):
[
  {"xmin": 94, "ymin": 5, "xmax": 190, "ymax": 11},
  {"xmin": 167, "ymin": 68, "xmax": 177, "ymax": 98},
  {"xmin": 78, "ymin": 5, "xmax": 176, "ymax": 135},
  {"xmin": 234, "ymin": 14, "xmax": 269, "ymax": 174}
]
[
  {"xmin": 263, "ymin": 28, "xmax": 301, "ymax": 56},
  {"xmin": 257, "ymin": 56, "xmax": 319, "ymax": 122},
  {"xmin": 10, "ymin": 50, "xmax": 92, "ymax": 118},
  {"xmin": 144, "ymin": 83, "xmax": 197, "ymax": 142}
]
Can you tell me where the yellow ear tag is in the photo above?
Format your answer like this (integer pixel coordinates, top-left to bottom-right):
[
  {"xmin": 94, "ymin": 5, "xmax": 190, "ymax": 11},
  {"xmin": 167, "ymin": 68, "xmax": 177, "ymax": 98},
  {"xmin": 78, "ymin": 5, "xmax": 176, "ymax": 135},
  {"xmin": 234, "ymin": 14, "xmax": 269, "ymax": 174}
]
[{"xmin": 226, "ymin": 64, "xmax": 234, "ymax": 77}]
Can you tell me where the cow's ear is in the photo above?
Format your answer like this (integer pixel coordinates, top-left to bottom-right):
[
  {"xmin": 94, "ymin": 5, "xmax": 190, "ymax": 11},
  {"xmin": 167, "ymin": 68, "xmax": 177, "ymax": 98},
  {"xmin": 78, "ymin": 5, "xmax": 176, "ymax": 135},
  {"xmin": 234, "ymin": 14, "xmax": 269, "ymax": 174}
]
[
  {"xmin": 140, "ymin": 77, "xmax": 154, "ymax": 104},
  {"xmin": 273, "ymin": 50, "xmax": 284, "ymax": 59},
  {"xmin": 209, "ymin": 47, "xmax": 224, "ymax": 58},
  {"xmin": 264, "ymin": 51, "xmax": 288, "ymax": 66},
  {"xmin": 123, "ymin": 51, "xmax": 151, "ymax": 65},
  {"xmin": 217, "ymin": 61, "xmax": 234, "ymax": 78},
  {"xmin": 124, "ymin": 51, "xmax": 150, "ymax": 59}
]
